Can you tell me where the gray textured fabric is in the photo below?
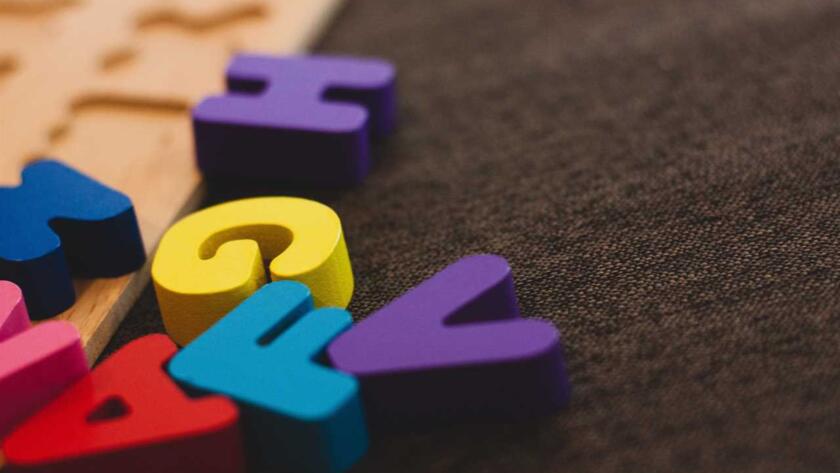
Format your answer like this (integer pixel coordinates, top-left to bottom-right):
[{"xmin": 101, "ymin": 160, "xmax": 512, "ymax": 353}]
[{"xmin": 104, "ymin": 1, "xmax": 840, "ymax": 471}]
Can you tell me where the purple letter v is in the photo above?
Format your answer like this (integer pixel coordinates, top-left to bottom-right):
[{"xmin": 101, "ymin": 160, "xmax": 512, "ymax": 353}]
[{"xmin": 327, "ymin": 254, "xmax": 570, "ymax": 427}]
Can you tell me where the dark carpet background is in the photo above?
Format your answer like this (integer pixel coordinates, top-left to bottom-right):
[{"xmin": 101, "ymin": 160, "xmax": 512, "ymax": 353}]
[{"xmin": 103, "ymin": 1, "xmax": 840, "ymax": 472}]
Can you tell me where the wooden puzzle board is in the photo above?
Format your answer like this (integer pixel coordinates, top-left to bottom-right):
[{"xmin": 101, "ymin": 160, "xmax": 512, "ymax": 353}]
[{"xmin": 0, "ymin": 0, "xmax": 345, "ymax": 362}]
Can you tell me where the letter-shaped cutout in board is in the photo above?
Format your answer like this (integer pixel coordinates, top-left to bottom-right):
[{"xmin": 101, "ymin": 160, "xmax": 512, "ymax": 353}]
[
  {"xmin": 0, "ymin": 160, "xmax": 145, "ymax": 318},
  {"xmin": 193, "ymin": 54, "xmax": 396, "ymax": 186},
  {"xmin": 3, "ymin": 335, "xmax": 244, "ymax": 473},
  {"xmin": 152, "ymin": 197, "xmax": 353, "ymax": 346},
  {"xmin": 0, "ymin": 280, "xmax": 88, "ymax": 439},
  {"xmin": 328, "ymin": 254, "xmax": 571, "ymax": 426},
  {"xmin": 169, "ymin": 281, "xmax": 368, "ymax": 473}
]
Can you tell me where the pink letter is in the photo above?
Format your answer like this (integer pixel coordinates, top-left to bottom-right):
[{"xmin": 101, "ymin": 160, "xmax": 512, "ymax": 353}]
[{"xmin": 0, "ymin": 281, "xmax": 88, "ymax": 438}]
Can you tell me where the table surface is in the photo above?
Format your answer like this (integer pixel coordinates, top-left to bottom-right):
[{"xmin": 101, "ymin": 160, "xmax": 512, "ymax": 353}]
[{"xmin": 104, "ymin": 1, "xmax": 840, "ymax": 472}]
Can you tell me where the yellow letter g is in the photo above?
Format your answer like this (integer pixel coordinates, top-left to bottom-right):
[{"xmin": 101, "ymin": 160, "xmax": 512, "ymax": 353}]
[{"xmin": 152, "ymin": 197, "xmax": 353, "ymax": 346}]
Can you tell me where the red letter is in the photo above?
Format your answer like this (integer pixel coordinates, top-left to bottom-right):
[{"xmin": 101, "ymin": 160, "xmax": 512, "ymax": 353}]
[{"xmin": 3, "ymin": 335, "xmax": 244, "ymax": 473}]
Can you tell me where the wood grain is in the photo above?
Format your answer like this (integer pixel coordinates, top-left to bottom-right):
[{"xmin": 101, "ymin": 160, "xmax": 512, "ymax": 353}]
[{"xmin": 0, "ymin": 0, "xmax": 345, "ymax": 362}]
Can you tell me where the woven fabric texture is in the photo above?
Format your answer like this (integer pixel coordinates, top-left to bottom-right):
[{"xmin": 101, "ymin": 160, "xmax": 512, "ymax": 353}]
[{"xmin": 104, "ymin": 1, "xmax": 840, "ymax": 472}]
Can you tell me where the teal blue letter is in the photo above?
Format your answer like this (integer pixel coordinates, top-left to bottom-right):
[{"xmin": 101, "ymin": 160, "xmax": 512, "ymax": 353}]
[{"xmin": 168, "ymin": 281, "xmax": 368, "ymax": 473}]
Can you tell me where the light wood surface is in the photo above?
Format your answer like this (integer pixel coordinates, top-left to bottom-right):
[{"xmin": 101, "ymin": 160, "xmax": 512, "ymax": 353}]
[{"xmin": 0, "ymin": 0, "xmax": 345, "ymax": 362}]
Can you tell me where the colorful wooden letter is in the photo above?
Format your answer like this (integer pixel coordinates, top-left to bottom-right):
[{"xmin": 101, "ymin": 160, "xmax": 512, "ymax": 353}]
[
  {"xmin": 3, "ymin": 335, "xmax": 244, "ymax": 473},
  {"xmin": 0, "ymin": 281, "xmax": 88, "ymax": 439},
  {"xmin": 0, "ymin": 160, "xmax": 145, "ymax": 318},
  {"xmin": 152, "ymin": 196, "xmax": 354, "ymax": 346},
  {"xmin": 169, "ymin": 281, "xmax": 368, "ymax": 473},
  {"xmin": 193, "ymin": 54, "xmax": 397, "ymax": 186},
  {"xmin": 328, "ymin": 254, "xmax": 571, "ymax": 426}
]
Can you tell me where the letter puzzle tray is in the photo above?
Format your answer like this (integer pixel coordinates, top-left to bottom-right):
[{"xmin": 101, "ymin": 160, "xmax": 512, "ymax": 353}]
[{"xmin": 0, "ymin": 0, "xmax": 345, "ymax": 361}]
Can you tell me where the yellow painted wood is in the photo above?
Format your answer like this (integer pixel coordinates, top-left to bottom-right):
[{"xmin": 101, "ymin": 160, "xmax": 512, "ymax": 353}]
[
  {"xmin": 152, "ymin": 197, "xmax": 354, "ymax": 346},
  {"xmin": 0, "ymin": 0, "xmax": 346, "ymax": 363}
]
